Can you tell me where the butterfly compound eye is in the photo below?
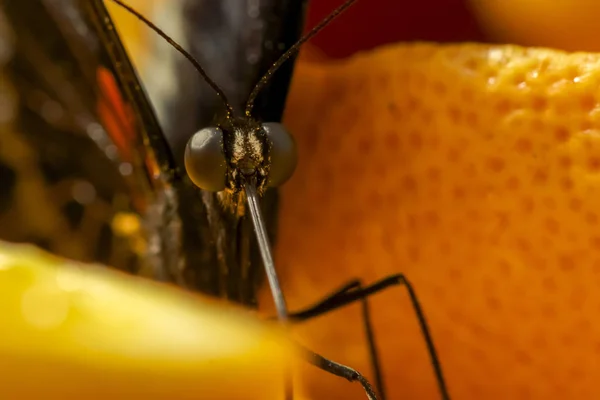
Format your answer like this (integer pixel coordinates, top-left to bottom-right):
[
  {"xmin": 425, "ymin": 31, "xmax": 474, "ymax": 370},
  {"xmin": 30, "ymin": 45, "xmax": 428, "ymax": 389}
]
[
  {"xmin": 185, "ymin": 127, "xmax": 227, "ymax": 192},
  {"xmin": 263, "ymin": 122, "xmax": 297, "ymax": 187}
]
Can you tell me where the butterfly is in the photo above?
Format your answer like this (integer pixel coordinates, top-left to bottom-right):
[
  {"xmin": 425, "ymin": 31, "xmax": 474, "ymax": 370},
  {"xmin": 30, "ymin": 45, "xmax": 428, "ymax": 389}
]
[{"xmin": 0, "ymin": 0, "xmax": 450, "ymax": 399}]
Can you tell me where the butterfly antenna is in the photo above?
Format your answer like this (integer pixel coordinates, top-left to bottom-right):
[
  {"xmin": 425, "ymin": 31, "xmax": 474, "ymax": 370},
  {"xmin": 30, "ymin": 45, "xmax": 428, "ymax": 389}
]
[
  {"xmin": 107, "ymin": 0, "xmax": 235, "ymax": 117},
  {"xmin": 244, "ymin": 0, "xmax": 358, "ymax": 116}
]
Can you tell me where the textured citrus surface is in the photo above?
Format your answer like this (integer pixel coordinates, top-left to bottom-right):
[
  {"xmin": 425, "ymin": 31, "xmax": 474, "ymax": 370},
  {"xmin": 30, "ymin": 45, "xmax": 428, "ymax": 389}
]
[
  {"xmin": 0, "ymin": 241, "xmax": 293, "ymax": 399},
  {"xmin": 469, "ymin": 0, "xmax": 600, "ymax": 52},
  {"xmin": 260, "ymin": 43, "xmax": 600, "ymax": 400}
]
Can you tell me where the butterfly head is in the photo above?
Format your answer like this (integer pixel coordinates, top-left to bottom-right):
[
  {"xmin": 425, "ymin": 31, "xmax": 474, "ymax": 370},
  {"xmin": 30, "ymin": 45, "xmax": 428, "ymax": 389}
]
[{"xmin": 184, "ymin": 115, "xmax": 297, "ymax": 195}]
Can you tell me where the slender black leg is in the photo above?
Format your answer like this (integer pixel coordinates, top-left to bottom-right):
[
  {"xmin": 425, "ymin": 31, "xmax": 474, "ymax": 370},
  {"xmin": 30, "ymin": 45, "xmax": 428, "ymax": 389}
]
[
  {"xmin": 280, "ymin": 280, "xmax": 387, "ymax": 399},
  {"xmin": 299, "ymin": 346, "xmax": 378, "ymax": 400},
  {"xmin": 357, "ymin": 281, "xmax": 386, "ymax": 400},
  {"xmin": 287, "ymin": 274, "xmax": 451, "ymax": 400},
  {"xmin": 286, "ymin": 280, "xmax": 362, "ymax": 321}
]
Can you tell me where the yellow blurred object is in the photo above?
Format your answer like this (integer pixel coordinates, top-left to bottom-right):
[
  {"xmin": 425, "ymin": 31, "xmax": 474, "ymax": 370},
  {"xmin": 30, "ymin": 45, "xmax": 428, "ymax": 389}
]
[
  {"xmin": 104, "ymin": 0, "xmax": 159, "ymax": 66},
  {"xmin": 269, "ymin": 42, "xmax": 600, "ymax": 400},
  {"xmin": 0, "ymin": 240, "xmax": 293, "ymax": 399},
  {"xmin": 469, "ymin": 0, "xmax": 600, "ymax": 52}
]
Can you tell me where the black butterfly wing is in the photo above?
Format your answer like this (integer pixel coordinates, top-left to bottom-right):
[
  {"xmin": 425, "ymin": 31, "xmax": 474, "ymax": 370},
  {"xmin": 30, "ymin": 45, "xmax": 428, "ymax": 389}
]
[
  {"xmin": 0, "ymin": 0, "xmax": 308, "ymax": 307},
  {"xmin": 0, "ymin": 0, "xmax": 184, "ymax": 280},
  {"xmin": 134, "ymin": 0, "xmax": 309, "ymax": 305}
]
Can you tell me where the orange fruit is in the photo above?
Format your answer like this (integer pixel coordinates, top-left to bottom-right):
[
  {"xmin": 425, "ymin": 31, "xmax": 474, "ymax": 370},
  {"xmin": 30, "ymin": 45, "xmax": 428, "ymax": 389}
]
[
  {"xmin": 469, "ymin": 0, "xmax": 600, "ymax": 52},
  {"xmin": 266, "ymin": 42, "xmax": 600, "ymax": 400},
  {"xmin": 0, "ymin": 241, "xmax": 293, "ymax": 399}
]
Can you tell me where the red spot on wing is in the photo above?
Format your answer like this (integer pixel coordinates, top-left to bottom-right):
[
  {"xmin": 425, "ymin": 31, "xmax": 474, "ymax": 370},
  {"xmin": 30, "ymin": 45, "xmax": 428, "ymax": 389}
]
[
  {"xmin": 96, "ymin": 66, "xmax": 157, "ymax": 213},
  {"xmin": 96, "ymin": 66, "xmax": 136, "ymax": 163}
]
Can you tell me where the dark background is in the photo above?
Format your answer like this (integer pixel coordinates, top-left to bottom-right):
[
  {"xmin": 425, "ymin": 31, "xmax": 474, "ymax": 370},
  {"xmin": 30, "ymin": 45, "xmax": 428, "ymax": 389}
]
[{"xmin": 306, "ymin": 0, "xmax": 486, "ymax": 58}]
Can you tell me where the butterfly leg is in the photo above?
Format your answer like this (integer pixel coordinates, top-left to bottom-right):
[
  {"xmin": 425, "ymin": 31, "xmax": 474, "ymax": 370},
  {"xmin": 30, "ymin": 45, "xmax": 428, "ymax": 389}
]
[
  {"xmin": 258, "ymin": 278, "xmax": 380, "ymax": 399},
  {"xmin": 287, "ymin": 280, "xmax": 386, "ymax": 399},
  {"xmin": 299, "ymin": 345, "xmax": 378, "ymax": 400},
  {"xmin": 289, "ymin": 274, "xmax": 451, "ymax": 400}
]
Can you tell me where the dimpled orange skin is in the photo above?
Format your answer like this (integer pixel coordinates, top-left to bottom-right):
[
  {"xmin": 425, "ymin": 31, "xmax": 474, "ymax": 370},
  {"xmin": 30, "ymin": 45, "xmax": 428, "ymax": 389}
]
[{"xmin": 259, "ymin": 43, "xmax": 600, "ymax": 399}]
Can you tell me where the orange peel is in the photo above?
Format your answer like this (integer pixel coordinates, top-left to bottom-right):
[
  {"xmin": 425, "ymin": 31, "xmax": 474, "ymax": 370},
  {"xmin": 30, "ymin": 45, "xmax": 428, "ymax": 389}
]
[{"xmin": 271, "ymin": 42, "xmax": 600, "ymax": 400}]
